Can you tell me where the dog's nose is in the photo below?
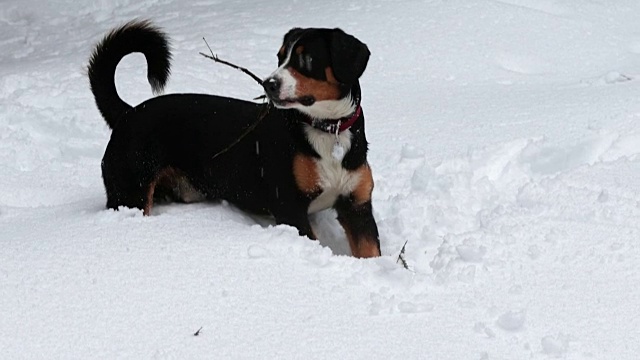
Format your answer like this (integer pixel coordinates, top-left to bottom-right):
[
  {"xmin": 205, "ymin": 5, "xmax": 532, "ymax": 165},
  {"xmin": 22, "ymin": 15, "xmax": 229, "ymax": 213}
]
[{"xmin": 263, "ymin": 77, "xmax": 281, "ymax": 97}]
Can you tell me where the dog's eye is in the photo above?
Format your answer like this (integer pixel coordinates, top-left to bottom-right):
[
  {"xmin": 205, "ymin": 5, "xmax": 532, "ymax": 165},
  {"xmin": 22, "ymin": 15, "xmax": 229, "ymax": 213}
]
[
  {"xmin": 298, "ymin": 54, "xmax": 312, "ymax": 72},
  {"xmin": 305, "ymin": 55, "xmax": 313, "ymax": 71}
]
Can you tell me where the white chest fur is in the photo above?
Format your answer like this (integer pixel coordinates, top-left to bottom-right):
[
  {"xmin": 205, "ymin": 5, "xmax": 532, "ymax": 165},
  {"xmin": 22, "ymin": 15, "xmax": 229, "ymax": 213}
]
[{"xmin": 304, "ymin": 126, "xmax": 361, "ymax": 214}]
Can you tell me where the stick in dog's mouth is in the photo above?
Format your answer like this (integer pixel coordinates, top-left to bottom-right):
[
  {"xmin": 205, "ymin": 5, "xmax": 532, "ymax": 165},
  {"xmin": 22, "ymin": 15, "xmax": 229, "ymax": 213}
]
[
  {"xmin": 199, "ymin": 37, "xmax": 273, "ymax": 103},
  {"xmin": 199, "ymin": 38, "xmax": 264, "ymax": 86},
  {"xmin": 270, "ymin": 96, "xmax": 315, "ymax": 107},
  {"xmin": 198, "ymin": 38, "xmax": 275, "ymax": 159}
]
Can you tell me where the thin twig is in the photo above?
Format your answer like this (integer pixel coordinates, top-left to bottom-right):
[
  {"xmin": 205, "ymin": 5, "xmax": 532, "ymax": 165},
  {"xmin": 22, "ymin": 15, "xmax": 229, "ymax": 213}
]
[
  {"xmin": 211, "ymin": 103, "xmax": 272, "ymax": 160},
  {"xmin": 396, "ymin": 240, "xmax": 409, "ymax": 270},
  {"xmin": 198, "ymin": 37, "xmax": 271, "ymax": 160},
  {"xmin": 200, "ymin": 37, "xmax": 264, "ymax": 86},
  {"xmin": 193, "ymin": 326, "xmax": 203, "ymax": 336}
]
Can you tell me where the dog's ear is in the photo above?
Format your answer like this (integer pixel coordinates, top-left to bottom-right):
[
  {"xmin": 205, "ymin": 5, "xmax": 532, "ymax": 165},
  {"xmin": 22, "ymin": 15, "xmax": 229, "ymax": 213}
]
[
  {"xmin": 329, "ymin": 29, "xmax": 370, "ymax": 84},
  {"xmin": 283, "ymin": 28, "xmax": 304, "ymax": 46}
]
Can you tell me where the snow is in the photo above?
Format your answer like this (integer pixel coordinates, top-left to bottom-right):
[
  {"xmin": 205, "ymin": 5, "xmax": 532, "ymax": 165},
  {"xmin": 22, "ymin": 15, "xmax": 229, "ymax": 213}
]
[{"xmin": 1, "ymin": 0, "xmax": 640, "ymax": 359}]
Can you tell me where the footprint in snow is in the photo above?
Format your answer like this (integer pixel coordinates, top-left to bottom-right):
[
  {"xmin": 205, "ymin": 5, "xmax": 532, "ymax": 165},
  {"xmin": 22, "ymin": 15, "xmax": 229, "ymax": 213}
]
[
  {"xmin": 541, "ymin": 333, "xmax": 570, "ymax": 356},
  {"xmin": 496, "ymin": 309, "xmax": 526, "ymax": 331}
]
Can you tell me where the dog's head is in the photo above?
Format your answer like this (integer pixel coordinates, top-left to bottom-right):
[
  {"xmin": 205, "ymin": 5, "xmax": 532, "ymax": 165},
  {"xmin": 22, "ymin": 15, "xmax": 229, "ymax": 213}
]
[{"xmin": 263, "ymin": 28, "xmax": 370, "ymax": 120}]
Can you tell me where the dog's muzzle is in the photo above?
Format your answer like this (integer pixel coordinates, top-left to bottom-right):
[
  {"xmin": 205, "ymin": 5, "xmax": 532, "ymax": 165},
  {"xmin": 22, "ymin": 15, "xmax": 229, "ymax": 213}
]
[
  {"xmin": 263, "ymin": 77, "xmax": 281, "ymax": 99},
  {"xmin": 262, "ymin": 76, "xmax": 315, "ymax": 107}
]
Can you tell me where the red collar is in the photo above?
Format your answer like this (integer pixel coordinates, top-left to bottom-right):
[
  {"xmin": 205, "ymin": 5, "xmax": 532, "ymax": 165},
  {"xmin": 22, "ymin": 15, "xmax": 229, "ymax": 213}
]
[{"xmin": 304, "ymin": 104, "xmax": 362, "ymax": 134}]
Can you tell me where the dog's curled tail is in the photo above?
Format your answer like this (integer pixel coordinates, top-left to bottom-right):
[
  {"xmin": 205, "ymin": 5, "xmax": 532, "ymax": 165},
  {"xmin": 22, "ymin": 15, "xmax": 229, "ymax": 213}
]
[{"xmin": 88, "ymin": 20, "xmax": 172, "ymax": 129}]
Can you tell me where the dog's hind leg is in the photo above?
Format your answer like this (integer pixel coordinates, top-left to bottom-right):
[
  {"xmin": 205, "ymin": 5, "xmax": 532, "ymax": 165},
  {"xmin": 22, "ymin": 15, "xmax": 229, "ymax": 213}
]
[
  {"xmin": 101, "ymin": 151, "xmax": 158, "ymax": 215},
  {"xmin": 103, "ymin": 174, "xmax": 155, "ymax": 215}
]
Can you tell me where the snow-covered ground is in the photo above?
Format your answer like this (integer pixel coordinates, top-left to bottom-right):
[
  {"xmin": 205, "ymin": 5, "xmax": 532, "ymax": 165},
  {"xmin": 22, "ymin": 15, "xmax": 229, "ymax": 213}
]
[{"xmin": 2, "ymin": 0, "xmax": 640, "ymax": 358}]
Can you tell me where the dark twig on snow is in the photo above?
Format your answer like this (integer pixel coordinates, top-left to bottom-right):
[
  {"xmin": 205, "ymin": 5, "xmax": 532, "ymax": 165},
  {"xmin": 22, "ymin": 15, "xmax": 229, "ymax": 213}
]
[
  {"xmin": 193, "ymin": 326, "xmax": 203, "ymax": 336},
  {"xmin": 396, "ymin": 240, "xmax": 409, "ymax": 270},
  {"xmin": 199, "ymin": 37, "xmax": 264, "ymax": 86}
]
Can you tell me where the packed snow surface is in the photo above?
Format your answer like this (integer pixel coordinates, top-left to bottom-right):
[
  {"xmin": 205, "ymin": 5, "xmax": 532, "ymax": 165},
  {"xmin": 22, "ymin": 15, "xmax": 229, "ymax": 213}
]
[{"xmin": 1, "ymin": 0, "xmax": 640, "ymax": 359}]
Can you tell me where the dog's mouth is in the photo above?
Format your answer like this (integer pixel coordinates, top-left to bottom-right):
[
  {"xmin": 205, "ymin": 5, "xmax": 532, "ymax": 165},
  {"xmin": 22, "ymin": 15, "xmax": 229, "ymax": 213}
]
[{"xmin": 268, "ymin": 95, "xmax": 315, "ymax": 107}]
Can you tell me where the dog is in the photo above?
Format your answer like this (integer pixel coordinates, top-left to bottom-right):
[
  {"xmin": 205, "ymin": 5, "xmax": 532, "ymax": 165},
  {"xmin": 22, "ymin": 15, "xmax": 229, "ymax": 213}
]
[{"xmin": 88, "ymin": 20, "xmax": 380, "ymax": 258}]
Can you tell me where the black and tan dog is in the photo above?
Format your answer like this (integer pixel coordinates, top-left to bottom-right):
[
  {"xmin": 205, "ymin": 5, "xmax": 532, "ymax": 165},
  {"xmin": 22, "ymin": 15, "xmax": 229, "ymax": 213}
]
[{"xmin": 88, "ymin": 20, "xmax": 380, "ymax": 257}]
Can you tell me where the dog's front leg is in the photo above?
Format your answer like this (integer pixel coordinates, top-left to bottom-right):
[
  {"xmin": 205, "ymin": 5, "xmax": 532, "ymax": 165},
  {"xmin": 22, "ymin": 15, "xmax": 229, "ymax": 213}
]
[
  {"xmin": 273, "ymin": 211, "xmax": 316, "ymax": 240},
  {"xmin": 334, "ymin": 197, "xmax": 381, "ymax": 258}
]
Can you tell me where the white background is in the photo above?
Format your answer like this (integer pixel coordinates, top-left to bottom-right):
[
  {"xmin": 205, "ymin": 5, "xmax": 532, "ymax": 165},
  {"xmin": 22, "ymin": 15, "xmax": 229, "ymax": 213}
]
[{"xmin": 1, "ymin": 0, "xmax": 639, "ymax": 358}]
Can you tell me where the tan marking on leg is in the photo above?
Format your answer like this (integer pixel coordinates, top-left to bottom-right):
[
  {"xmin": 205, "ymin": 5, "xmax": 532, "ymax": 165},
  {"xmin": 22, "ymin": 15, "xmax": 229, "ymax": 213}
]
[
  {"xmin": 356, "ymin": 238, "xmax": 381, "ymax": 258},
  {"xmin": 144, "ymin": 179, "xmax": 156, "ymax": 216},
  {"xmin": 338, "ymin": 217, "xmax": 381, "ymax": 258},
  {"xmin": 352, "ymin": 164, "xmax": 374, "ymax": 205},
  {"xmin": 289, "ymin": 66, "xmax": 341, "ymax": 101},
  {"xmin": 293, "ymin": 154, "xmax": 320, "ymax": 194}
]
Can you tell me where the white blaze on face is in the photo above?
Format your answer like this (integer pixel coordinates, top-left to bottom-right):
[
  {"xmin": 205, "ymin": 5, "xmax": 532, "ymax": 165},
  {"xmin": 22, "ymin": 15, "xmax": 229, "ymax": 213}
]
[{"xmin": 267, "ymin": 42, "xmax": 297, "ymax": 100}]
